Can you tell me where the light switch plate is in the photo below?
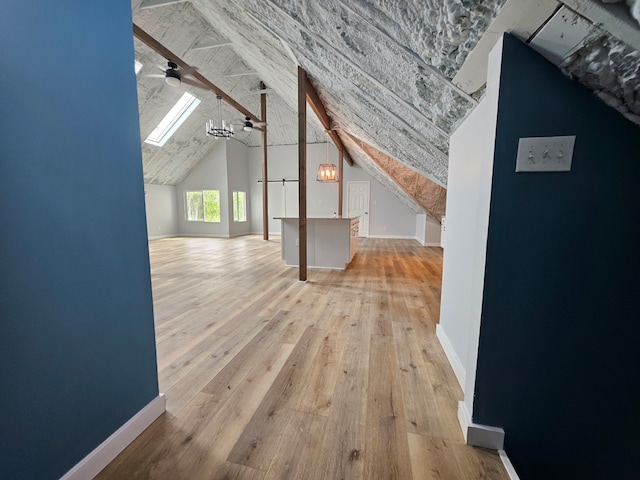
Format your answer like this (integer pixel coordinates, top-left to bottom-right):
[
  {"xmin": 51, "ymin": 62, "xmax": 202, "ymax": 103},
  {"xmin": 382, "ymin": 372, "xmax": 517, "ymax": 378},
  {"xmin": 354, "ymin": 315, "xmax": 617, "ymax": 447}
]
[{"xmin": 516, "ymin": 135, "xmax": 576, "ymax": 172}]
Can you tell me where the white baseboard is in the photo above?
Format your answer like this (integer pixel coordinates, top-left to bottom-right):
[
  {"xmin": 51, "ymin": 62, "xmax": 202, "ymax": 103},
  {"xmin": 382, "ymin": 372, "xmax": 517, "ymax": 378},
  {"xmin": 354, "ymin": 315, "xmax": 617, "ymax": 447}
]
[
  {"xmin": 148, "ymin": 234, "xmax": 177, "ymax": 240},
  {"xmin": 499, "ymin": 449, "xmax": 520, "ymax": 480},
  {"xmin": 414, "ymin": 236, "xmax": 443, "ymax": 247},
  {"xmin": 61, "ymin": 394, "xmax": 166, "ymax": 480},
  {"xmin": 457, "ymin": 401, "xmax": 504, "ymax": 450},
  {"xmin": 178, "ymin": 233, "xmax": 228, "ymax": 238},
  {"xmin": 251, "ymin": 231, "xmax": 282, "ymax": 236},
  {"xmin": 435, "ymin": 324, "xmax": 466, "ymax": 391}
]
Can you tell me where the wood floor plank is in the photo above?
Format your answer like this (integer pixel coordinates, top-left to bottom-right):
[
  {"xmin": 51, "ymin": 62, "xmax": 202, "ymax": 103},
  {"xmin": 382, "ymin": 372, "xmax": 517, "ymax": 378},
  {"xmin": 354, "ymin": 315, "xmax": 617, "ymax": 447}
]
[
  {"xmin": 313, "ymin": 298, "xmax": 372, "ymax": 480},
  {"xmin": 293, "ymin": 326, "xmax": 342, "ymax": 416},
  {"xmin": 96, "ymin": 236, "xmax": 509, "ymax": 480},
  {"xmin": 392, "ymin": 321, "xmax": 461, "ymax": 440},
  {"xmin": 262, "ymin": 410, "xmax": 326, "ymax": 480},
  {"xmin": 408, "ymin": 433, "xmax": 510, "ymax": 480},
  {"xmin": 164, "ymin": 343, "xmax": 295, "ymax": 479},
  {"xmin": 226, "ymin": 327, "xmax": 322, "ymax": 470},
  {"xmin": 364, "ymin": 333, "xmax": 413, "ymax": 480}
]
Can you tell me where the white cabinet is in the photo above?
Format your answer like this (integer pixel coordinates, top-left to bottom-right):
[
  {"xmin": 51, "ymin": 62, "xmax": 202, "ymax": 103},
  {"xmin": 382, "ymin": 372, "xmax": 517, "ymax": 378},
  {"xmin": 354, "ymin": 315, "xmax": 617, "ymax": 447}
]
[{"xmin": 277, "ymin": 217, "xmax": 359, "ymax": 269}]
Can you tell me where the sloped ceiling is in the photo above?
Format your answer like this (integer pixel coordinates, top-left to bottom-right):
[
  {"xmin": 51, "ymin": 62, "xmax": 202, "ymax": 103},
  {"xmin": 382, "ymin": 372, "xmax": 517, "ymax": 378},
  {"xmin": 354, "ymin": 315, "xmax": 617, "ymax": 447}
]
[{"xmin": 132, "ymin": 0, "xmax": 640, "ymax": 218}]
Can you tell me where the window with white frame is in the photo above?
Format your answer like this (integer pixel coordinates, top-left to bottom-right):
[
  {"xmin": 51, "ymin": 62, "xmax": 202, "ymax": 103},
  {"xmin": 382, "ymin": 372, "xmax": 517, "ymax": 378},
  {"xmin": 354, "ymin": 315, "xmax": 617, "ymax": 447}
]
[
  {"xmin": 185, "ymin": 190, "xmax": 220, "ymax": 222},
  {"xmin": 145, "ymin": 92, "xmax": 200, "ymax": 147},
  {"xmin": 233, "ymin": 191, "xmax": 246, "ymax": 222}
]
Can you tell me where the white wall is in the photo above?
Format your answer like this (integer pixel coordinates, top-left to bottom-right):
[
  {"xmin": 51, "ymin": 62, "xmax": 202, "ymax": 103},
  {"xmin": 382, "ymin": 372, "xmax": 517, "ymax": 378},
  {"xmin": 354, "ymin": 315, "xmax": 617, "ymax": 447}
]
[
  {"xmin": 342, "ymin": 162, "xmax": 417, "ymax": 238},
  {"xmin": 425, "ymin": 217, "xmax": 442, "ymax": 245},
  {"xmin": 415, "ymin": 214, "xmax": 442, "ymax": 246},
  {"xmin": 227, "ymin": 139, "xmax": 252, "ymax": 237},
  {"xmin": 144, "ymin": 184, "xmax": 178, "ymax": 239},
  {"xmin": 437, "ymin": 37, "xmax": 503, "ymax": 418},
  {"xmin": 177, "ymin": 140, "xmax": 229, "ymax": 237},
  {"xmin": 248, "ymin": 142, "xmax": 418, "ymax": 238}
]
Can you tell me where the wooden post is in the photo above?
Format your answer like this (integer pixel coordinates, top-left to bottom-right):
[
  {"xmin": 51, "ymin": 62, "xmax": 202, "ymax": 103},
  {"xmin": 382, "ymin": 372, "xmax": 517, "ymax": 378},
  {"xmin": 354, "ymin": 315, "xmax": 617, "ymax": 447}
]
[
  {"xmin": 338, "ymin": 148, "xmax": 344, "ymax": 217},
  {"xmin": 261, "ymin": 82, "xmax": 268, "ymax": 241},
  {"xmin": 298, "ymin": 67, "xmax": 307, "ymax": 282}
]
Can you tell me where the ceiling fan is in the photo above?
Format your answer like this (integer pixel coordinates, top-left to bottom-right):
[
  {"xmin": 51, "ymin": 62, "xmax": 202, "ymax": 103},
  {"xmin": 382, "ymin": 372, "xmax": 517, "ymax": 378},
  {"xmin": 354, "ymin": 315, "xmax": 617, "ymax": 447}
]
[
  {"xmin": 232, "ymin": 116, "xmax": 267, "ymax": 132},
  {"xmin": 145, "ymin": 60, "xmax": 205, "ymax": 90}
]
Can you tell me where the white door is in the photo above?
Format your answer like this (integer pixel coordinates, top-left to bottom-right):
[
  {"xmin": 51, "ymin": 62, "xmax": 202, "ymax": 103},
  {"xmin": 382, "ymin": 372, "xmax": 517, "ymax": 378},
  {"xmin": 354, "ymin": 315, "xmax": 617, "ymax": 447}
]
[{"xmin": 347, "ymin": 181, "xmax": 370, "ymax": 237}]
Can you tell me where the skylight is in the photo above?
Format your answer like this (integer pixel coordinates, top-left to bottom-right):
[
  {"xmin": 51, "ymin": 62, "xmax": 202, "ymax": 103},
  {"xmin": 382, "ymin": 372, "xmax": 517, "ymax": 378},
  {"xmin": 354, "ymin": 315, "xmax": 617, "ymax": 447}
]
[
  {"xmin": 135, "ymin": 59, "xmax": 143, "ymax": 75},
  {"xmin": 145, "ymin": 92, "xmax": 201, "ymax": 147}
]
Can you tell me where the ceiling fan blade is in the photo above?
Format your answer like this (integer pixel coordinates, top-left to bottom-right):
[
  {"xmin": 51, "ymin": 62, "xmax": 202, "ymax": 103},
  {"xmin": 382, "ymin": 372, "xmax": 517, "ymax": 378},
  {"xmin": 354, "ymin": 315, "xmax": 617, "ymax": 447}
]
[
  {"xmin": 179, "ymin": 65, "xmax": 199, "ymax": 75},
  {"xmin": 156, "ymin": 64, "xmax": 167, "ymax": 72},
  {"xmin": 253, "ymin": 122, "xmax": 267, "ymax": 126},
  {"xmin": 180, "ymin": 76, "xmax": 207, "ymax": 89},
  {"xmin": 144, "ymin": 74, "xmax": 166, "ymax": 78}
]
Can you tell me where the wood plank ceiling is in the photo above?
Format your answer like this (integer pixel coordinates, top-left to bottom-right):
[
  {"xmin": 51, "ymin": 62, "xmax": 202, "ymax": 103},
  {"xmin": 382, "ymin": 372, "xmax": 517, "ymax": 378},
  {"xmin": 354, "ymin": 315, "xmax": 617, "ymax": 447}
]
[{"xmin": 132, "ymin": 0, "xmax": 640, "ymax": 220}]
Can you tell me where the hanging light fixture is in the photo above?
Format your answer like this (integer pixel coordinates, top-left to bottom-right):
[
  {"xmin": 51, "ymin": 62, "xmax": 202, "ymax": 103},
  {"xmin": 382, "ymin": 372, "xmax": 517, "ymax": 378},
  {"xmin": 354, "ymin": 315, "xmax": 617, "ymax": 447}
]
[
  {"xmin": 205, "ymin": 95, "xmax": 234, "ymax": 139},
  {"xmin": 317, "ymin": 138, "xmax": 338, "ymax": 182},
  {"xmin": 317, "ymin": 163, "xmax": 338, "ymax": 182}
]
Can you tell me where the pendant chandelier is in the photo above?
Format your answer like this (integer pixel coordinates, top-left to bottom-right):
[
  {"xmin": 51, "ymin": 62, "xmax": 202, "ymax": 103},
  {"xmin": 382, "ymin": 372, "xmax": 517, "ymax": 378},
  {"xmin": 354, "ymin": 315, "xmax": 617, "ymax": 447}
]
[
  {"xmin": 317, "ymin": 140, "xmax": 338, "ymax": 182},
  {"xmin": 317, "ymin": 163, "xmax": 338, "ymax": 182},
  {"xmin": 205, "ymin": 95, "xmax": 234, "ymax": 139}
]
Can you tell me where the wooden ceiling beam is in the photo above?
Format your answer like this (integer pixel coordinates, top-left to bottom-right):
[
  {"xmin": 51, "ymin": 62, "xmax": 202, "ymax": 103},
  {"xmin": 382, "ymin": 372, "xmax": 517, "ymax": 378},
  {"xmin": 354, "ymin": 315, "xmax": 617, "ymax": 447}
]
[
  {"xmin": 133, "ymin": 23, "xmax": 261, "ymax": 123},
  {"xmin": 301, "ymin": 70, "xmax": 354, "ymax": 167}
]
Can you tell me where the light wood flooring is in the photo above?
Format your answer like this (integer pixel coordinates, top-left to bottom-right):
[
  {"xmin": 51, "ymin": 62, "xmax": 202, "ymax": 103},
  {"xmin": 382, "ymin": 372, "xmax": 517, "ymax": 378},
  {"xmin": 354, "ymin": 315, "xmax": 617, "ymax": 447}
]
[{"xmin": 97, "ymin": 236, "xmax": 508, "ymax": 479}]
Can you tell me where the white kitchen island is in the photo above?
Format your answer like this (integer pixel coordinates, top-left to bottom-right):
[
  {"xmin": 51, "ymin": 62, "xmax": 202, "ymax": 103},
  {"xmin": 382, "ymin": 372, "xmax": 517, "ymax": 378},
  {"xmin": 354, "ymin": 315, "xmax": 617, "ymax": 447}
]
[{"xmin": 276, "ymin": 217, "xmax": 359, "ymax": 269}]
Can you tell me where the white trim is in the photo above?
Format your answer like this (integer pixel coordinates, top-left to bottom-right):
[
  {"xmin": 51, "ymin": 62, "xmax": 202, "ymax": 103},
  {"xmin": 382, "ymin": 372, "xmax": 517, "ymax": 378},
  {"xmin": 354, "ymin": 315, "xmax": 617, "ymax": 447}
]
[
  {"xmin": 435, "ymin": 324, "xmax": 466, "ymax": 391},
  {"xmin": 178, "ymin": 233, "xmax": 229, "ymax": 238},
  {"xmin": 178, "ymin": 233, "xmax": 257, "ymax": 239},
  {"xmin": 420, "ymin": 241, "xmax": 443, "ymax": 247},
  {"xmin": 457, "ymin": 401, "xmax": 504, "ymax": 450},
  {"xmin": 61, "ymin": 394, "xmax": 166, "ymax": 480},
  {"xmin": 499, "ymin": 449, "xmax": 521, "ymax": 480},
  {"xmin": 148, "ymin": 234, "xmax": 177, "ymax": 240}
]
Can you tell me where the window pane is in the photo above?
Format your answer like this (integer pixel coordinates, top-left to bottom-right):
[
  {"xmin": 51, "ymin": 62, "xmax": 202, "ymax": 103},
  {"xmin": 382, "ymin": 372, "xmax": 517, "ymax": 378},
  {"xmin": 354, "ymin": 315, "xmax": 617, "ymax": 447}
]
[
  {"xmin": 238, "ymin": 191, "xmax": 246, "ymax": 222},
  {"xmin": 145, "ymin": 92, "xmax": 201, "ymax": 147},
  {"xmin": 233, "ymin": 191, "xmax": 238, "ymax": 222},
  {"xmin": 233, "ymin": 191, "xmax": 246, "ymax": 222},
  {"xmin": 186, "ymin": 191, "xmax": 203, "ymax": 221},
  {"xmin": 204, "ymin": 190, "xmax": 220, "ymax": 223}
]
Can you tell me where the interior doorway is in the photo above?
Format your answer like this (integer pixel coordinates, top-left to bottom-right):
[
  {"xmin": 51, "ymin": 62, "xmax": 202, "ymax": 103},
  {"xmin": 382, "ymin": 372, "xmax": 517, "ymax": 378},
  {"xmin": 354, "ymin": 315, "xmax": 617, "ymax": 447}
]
[{"xmin": 347, "ymin": 181, "xmax": 370, "ymax": 237}]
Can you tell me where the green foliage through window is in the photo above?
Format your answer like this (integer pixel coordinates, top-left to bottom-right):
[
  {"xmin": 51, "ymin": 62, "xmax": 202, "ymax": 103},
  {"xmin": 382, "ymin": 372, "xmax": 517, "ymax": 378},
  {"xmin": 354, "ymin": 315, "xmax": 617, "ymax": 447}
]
[
  {"xmin": 204, "ymin": 190, "xmax": 220, "ymax": 222},
  {"xmin": 233, "ymin": 191, "xmax": 246, "ymax": 222},
  {"xmin": 186, "ymin": 190, "xmax": 220, "ymax": 222}
]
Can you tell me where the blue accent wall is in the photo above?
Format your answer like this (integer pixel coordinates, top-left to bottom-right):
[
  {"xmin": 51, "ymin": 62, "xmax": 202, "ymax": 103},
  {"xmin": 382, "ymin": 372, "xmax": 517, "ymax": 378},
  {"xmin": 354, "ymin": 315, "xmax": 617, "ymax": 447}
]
[
  {"xmin": 0, "ymin": 2, "xmax": 159, "ymax": 479},
  {"xmin": 473, "ymin": 35, "xmax": 640, "ymax": 479}
]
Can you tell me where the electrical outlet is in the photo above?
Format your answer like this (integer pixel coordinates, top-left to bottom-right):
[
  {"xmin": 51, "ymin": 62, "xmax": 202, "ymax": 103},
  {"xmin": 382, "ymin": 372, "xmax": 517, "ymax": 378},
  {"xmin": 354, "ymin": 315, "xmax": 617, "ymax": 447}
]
[{"xmin": 516, "ymin": 135, "xmax": 576, "ymax": 172}]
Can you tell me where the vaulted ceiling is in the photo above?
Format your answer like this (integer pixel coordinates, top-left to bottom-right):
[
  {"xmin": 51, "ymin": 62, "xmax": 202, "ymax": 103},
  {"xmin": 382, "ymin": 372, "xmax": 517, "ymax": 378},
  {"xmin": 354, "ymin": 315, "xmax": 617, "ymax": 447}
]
[{"xmin": 132, "ymin": 0, "xmax": 640, "ymax": 219}]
